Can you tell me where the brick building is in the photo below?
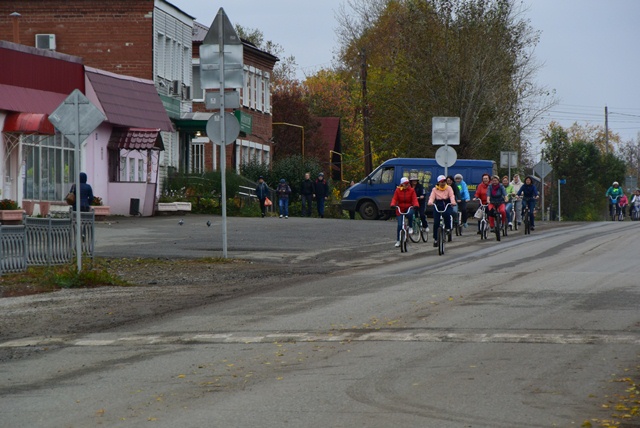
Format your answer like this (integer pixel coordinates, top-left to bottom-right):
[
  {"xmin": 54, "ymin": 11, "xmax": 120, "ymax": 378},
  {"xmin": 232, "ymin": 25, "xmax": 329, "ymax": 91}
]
[{"xmin": 0, "ymin": 1, "xmax": 277, "ymax": 178}]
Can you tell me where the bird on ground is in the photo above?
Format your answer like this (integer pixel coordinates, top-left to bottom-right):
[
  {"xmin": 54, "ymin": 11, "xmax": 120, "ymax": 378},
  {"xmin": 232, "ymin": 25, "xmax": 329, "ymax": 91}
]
[
  {"xmin": 178, "ymin": 219, "xmax": 184, "ymax": 226},
  {"xmin": 206, "ymin": 220, "xmax": 211, "ymax": 227}
]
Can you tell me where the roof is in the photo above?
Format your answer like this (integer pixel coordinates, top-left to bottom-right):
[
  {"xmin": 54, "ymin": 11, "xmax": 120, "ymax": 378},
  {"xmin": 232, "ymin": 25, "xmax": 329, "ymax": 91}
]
[
  {"xmin": 3, "ymin": 112, "xmax": 55, "ymax": 134},
  {"xmin": 85, "ymin": 67, "xmax": 174, "ymax": 132},
  {"xmin": 0, "ymin": 84, "xmax": 67, "ymax": 114},
  {"xmin": 109, "ymin": 128, "xmax": 164, "ymax": 151},
  {"xmin": 192, "ymin": 21, "xmax": 279, "ymax": 63},
  {"xmin": 317, "ymin": 117, "xmax": 341, "ymax": 152}
]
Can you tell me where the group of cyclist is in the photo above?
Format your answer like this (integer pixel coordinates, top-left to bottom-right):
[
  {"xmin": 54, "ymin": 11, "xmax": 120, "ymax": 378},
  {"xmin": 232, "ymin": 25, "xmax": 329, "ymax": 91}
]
[
  {"xmin": 605, "ymin": 181, "xmax": 640, "ymax": 220},
  {"xmin": 391, "ymin": 172, "xmax": 539, "ymax": 247}
]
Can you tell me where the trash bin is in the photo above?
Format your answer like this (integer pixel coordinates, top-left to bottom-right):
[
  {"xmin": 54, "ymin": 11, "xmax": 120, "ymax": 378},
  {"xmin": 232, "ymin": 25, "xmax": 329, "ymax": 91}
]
[{"xmin": 129, "ymin": 198, "xmax": 140, "ymax": 216}]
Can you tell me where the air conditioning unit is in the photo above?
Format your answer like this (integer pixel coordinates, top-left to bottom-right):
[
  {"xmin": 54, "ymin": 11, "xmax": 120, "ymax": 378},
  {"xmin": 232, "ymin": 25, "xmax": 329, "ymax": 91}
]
[
  {"xmin": 170, "ymin": 80, "xmax": 180, "ymax": 95},
  {"xmin": 35, "ymin": 34, "xmax": 56, "ymax": 50},
  {"xmin": 182, "ymin": 86, "xmax": 191, "ymax": 100}
]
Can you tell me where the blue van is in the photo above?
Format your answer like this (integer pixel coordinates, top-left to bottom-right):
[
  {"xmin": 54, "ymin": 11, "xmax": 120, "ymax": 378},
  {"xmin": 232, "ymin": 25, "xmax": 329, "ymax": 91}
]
[{"xmin": 341, "ymin": 158, "xmax": 496, "ymax": 220}]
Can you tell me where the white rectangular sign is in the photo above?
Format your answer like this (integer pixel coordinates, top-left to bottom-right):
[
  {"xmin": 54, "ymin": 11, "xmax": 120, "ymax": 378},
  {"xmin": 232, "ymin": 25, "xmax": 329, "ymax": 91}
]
[{"xmin": 432, "ymin": 117, "xmax": 460, "ymax": 145}]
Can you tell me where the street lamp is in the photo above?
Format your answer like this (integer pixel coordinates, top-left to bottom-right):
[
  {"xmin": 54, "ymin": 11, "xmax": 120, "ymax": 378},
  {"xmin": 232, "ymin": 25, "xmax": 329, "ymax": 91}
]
[{"xmin": 272, "ymin": 122, "xmax": 304, "ymax": 159}]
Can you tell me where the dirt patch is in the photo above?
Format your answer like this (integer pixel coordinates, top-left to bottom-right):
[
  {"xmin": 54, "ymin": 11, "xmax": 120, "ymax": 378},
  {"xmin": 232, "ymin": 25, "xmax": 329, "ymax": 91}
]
[{"xmin": 0, "ymin": 257, "xmax": 326, "ymax": 346}]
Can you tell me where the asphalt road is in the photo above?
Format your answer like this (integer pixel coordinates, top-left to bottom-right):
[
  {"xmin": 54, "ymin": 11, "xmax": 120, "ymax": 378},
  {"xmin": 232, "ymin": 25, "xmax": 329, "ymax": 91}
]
[{"xmin": 2, "ymin": 218, "xmax": 639, "ymax": 427}]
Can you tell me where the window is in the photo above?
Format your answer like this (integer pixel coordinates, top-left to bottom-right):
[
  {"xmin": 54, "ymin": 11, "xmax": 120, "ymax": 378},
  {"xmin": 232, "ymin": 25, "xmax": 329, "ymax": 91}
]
[
  {"xmin": 192, "ymin": 59, "xmax": 204, "ymax": 101},
  {"xmin": 235, "ymin": 139, "xmax": 270, "ymax": 171},
  {"xmin": 191, "ymin": 137, "xmax": 208, "ymax": 174},
  {"xmin": 22, "ymin": 133, "xmax": 75, "ymax": 201},
  {"xmin": 369, "ymin": 167, "xmax": 395, "ymax": 185}
]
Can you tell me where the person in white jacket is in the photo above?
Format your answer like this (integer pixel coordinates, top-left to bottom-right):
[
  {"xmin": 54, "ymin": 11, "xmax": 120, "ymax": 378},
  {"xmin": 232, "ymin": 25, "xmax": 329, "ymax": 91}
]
[{"xmin": 510, "ymin": 174, "xmax": 524, "ymax": 225}]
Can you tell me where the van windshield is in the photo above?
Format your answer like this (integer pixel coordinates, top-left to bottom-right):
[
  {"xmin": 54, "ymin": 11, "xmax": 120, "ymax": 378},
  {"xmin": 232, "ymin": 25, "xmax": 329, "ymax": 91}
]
[{"xmin": 370, "ymin": 167, "xmax": 395, "ymax": 185}]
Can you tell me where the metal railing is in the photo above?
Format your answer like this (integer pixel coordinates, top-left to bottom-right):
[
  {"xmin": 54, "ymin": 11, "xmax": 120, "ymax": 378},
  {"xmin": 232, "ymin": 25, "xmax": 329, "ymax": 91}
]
[{"xmin": 0, "ymin": 212, "xmax": 94, "ymax": 274}]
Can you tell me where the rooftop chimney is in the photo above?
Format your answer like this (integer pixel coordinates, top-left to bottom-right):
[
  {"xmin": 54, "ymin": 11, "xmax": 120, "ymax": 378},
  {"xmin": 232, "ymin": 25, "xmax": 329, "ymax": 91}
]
[{"xmin": 10, "ymin": 12, "xmax": 21, "ymax": 44}]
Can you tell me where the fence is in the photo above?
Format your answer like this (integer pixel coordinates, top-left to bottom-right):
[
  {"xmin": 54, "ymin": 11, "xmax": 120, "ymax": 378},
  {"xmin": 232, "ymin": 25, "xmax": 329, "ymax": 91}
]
[{"xmin": 0, "ymin": 212, "xmax": 94, "ymax": 274}]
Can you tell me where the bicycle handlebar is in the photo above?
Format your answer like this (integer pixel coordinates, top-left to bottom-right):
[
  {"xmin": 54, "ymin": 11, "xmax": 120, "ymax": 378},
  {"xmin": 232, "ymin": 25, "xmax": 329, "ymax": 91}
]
[
  {"xmin": 431, "ymin": 203, "xmax": 452, "ymax": 213},
  {"xmin": 392, "ymin": 206, "xmax": 418, "ymax": 215}
]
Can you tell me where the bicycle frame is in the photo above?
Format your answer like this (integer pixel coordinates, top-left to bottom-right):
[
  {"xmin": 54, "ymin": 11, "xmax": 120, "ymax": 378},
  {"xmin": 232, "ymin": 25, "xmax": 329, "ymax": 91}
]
[
  {"xmin": 393, "ymin": 206, "xmax": 414, "ymax": 253},
  {"xmin": 432, "ymin": 202, "xmax": 452, "ymax": 255}
]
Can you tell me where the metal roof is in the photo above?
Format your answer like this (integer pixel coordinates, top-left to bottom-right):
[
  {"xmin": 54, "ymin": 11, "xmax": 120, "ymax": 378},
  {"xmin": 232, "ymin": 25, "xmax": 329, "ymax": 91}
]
[
  {"xmin": 85, "ymin": 67, "xmax": 174, "ymax": 132},
  {"xmin": 109, "ymin": 128, "xmax": 164, "ymax": 151},
  {"xmin": 0, "ymin": 84, "xmax": 67, "ymax": 114}
]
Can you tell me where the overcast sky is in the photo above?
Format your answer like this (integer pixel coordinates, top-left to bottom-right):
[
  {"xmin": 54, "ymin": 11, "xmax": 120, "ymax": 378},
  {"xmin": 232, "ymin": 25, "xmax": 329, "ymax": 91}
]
[{"xmin": 171, "ymin": 0, "xmax": 640, "ymax": 150}]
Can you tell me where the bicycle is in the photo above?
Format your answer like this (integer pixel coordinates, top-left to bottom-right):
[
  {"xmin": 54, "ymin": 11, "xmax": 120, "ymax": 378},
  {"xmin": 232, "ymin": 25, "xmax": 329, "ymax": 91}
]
[
  {"xmin": 522, "ymin": 197, "xmax": 536, "ymax": 235},
  {"xmin": 608, "ymin": 195, "xmax": 621, "ymax": 221},
  {"xmin": 632, "ymin": 204, "xmax": 640, "ymax": 221},
  {"xmin": 409, "ymin": 214, "xmax": 428, "ymax": 243},
  {"xmin": 509, "ymin": 196, "xmax": 519, "ymax": 231},
  {"xmin": 488, "ymin": 204, "xmax": 502, "ymax": 242},
  {"xmin": 432, "ymin": 202, "xmax": 452, "ymax": 256},
  {"xmin": 393, "ymin": 206, "xmax": 415, "ymax": 253},
  {"xmin": 474, "ymin": 200, "xmax": 490, "ymax": 240}
]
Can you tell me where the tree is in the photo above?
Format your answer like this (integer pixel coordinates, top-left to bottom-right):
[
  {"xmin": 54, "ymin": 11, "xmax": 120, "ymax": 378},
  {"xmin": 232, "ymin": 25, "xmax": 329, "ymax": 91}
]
[
  {"xmin": 334, "ymin": 0, "xmax": 556, "ymax": 166},
  {"xmin": 541, "ymin": 122, "xmax": 626, "ymax": 220}
]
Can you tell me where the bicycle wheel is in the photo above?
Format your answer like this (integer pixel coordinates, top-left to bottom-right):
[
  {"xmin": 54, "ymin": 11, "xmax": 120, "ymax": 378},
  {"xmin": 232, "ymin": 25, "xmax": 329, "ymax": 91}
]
[
  {"xmin": 408, "ymin": 217, "xmax": 421, "ymax": 243},
  {"xmin": 523, "ymin": 210, "xmax": 530, "ymax": 235},
  {"xmin": 513, "ymin": 210, "xmax": 519, "ymax": 231},
  {"xmin": 502, "ymin": 215, "xmax": 508, "ymax": 237},
  {"xmin": 494, "ymin": 213, "xmax": 501, "ymax": 241},
  {"xmin": 400, "ymin": 230, "xmax": 407, "ymax": 253},
  {"xmin": 438, "ymin": 225, "xmax": 445, "ymax": 255},
  {"xmin": 420, "ymin": 224, "xmax": 428, "ymax": 242}
]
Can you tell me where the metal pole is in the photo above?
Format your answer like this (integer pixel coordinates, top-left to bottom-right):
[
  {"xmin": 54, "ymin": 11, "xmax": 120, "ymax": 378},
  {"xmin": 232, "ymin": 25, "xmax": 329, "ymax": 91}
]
[
  {"xmin": 557, "ymin": 179, "xmax": 561, "ymax": 221},
  {"xmin": 74, "ymin": 93, "xmax": 82, "ymax": 271},
  {"xmin": 218, "ymin": 10, "xmax": 227, "ymax": 258},
  {"xmin": 541, "ymin": 150, "xmax": 545, "ymax": 222},
  {"xmin": 605, "ymin": 105, "xmax": 609, "ymax": 154}
]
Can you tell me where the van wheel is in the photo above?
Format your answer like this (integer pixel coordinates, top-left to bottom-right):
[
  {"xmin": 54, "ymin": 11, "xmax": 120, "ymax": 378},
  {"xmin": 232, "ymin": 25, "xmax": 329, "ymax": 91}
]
[{"xmin": 358, "ymin": 201, "xmax": 378, "ymax": 220}]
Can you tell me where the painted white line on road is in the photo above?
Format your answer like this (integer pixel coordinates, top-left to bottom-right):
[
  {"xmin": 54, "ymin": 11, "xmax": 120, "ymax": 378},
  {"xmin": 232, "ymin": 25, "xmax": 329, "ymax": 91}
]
[{"xmin": 2, "ymin": 330, "xmax": 639, "ymax": 348}]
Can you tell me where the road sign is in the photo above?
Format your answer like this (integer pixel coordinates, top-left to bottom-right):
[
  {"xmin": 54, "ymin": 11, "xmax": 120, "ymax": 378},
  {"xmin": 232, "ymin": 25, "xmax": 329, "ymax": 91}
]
[
  {"xmin": 533, "ymin": 160, "xmax": 552, "ymax": 179},
  {"xmin": 48, "ymin": 89, "xmax": 105, "ymax": 146},
  {"xmin": 206, "ymin": 112, "xmax": 240, "ymax": 145},
  {"xmin": 49, "ymin": 89, "xmax": 105, "ymax": 273},
  {"xmin": 432, "ymin": 117, "xmax": 460, "ymax": 145},
  {"xmin": 199, "ymin": 9, "xmax": 244, "ymax": 90},
  {"xmin": 205, "ymin": 90, "xmax": 240, "ymax": 110},
  {"xmin": 500, "ymin": 151, "xmax": 518, "ymax": 168},
  {"xmin": 435, "ymin": 145, "xmax": 457, "ymax": 168}
]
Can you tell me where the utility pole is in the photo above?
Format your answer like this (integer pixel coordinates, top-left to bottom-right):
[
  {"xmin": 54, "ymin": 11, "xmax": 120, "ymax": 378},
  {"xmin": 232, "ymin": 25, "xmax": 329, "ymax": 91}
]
[
  {"xmin": 605, "ymin": 105, "xmax": 609, "ymax": 154},
  {"xmin": 361, "ymin": 48, "xmax": 372, "ymax": 176}
]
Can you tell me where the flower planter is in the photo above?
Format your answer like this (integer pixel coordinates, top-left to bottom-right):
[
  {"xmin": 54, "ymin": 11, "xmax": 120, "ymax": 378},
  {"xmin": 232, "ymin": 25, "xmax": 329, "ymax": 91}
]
[
  {"xmin": 175, "ymin": 202, "xmax": 192, "ymax": 212},
  {"xmin": 157, "ymin": 203, "xmax": 178, "ymax": 212},
  {"xmin": 0, "ymin": 210, "xmax": 25, "ymax": 225},
  {"xmin": 91, "ymin": 205, "xmax": 110, "ymax": 220}
]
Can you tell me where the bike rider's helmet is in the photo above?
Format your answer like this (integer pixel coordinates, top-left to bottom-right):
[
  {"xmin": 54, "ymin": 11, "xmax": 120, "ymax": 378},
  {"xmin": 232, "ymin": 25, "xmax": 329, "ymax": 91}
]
[{"xmin": 613, "ymin": 181, "xmax": 619, "ymax": 186}]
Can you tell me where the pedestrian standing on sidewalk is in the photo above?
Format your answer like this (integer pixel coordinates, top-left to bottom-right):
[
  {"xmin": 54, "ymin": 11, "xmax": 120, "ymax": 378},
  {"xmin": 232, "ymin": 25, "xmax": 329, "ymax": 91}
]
[
  {"xmin": 276, "ymin": 178, "xmax": 292, "ymax": 218},
  {"xmin": 300, "ymin": 172, "xmax": 314, "ymax": 217},
  {"xmin": 255, "ymin": 176, "xmax": 270, "ymax": 218},
  {"xmin": 314, "ymin": 172, "xmax": 330, "ymax": 218}
]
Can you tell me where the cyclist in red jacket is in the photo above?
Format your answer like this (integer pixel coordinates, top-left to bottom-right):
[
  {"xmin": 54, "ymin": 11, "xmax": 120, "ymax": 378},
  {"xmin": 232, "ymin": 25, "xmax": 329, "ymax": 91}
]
[{"xmin": 390, "ymin": 177, "xmax": 419, "ymax": 247}]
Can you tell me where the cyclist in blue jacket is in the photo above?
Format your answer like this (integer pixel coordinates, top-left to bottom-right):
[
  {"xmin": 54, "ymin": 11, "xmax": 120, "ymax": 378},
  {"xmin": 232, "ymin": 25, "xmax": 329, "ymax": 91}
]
[
  {"xmin": 454, "ymin": 174, "xmax": 470, "ymax": 228},
  {"xmin": 516, "ymin": 176, "xmax": 539, "ymax": 230}
]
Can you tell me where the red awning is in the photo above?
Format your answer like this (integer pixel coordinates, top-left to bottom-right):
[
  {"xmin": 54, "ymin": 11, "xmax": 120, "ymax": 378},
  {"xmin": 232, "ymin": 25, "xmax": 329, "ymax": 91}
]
[
  {"xmin": 109, "ymin": 128, "xmax": 164, "ymax": 151},
  {"xmin": 3, "ymin": 112, "xmax": 55, "ymax": 135}
]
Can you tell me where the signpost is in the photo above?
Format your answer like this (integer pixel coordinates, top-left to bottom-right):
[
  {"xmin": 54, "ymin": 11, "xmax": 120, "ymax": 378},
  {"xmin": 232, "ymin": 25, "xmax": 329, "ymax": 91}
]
[
  {"xmin": 201, "ymin": 8, "xmax": 243, "ymax": 258},
  {"xmin": 48, "ymin": 89, "xmax": 105, "ymax": 271},
  {"xmin": 500, "ymin": 151, "xmax": 518, "ymax": 179},
  {"xmin": 533, "ymin": 156, "xmax": 552, "ymax": 221},
  {"xmin": 432, "ymin": 117, "xmax": 460, "ymax": 176}
]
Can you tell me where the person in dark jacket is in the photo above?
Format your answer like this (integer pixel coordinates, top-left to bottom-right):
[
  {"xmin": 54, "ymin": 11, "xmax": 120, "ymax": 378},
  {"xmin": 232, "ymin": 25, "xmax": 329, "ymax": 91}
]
[
  {"xmin": 313, "ymin": 172, "xmax": 330, "ymax": 218},
  {"xmin": 276, "ymin": 178, "xmax": 292, "ymax": 218},
  {"xmin": 516, "ymin": 176, "xmax": 539, "ymax": 230},
  {"xmin": 255, "ymin": 176, "xmax": 270, "ymax": 218},
  {"xmin": 70, "ymin": 172, "xmax": 94, "ymax": 212},
  {"xmin": 300, "ymin": 172, "xmax": 314, "ymax": 217}
]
